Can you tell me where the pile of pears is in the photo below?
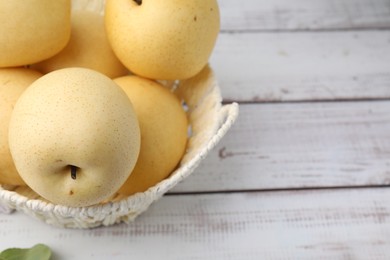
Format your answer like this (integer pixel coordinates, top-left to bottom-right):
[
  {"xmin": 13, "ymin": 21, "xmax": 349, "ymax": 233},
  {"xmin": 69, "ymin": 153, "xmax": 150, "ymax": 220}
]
[{"xmin": 0, "ymin": 0, "xmax": 220, "ymax": 207}]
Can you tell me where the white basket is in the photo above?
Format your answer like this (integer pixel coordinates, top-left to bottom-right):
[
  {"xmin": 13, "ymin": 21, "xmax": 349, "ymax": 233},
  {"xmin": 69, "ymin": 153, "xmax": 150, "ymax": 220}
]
[{"xmin": 0, "ymin": 65, "xmax": 238, "ymax": 228}]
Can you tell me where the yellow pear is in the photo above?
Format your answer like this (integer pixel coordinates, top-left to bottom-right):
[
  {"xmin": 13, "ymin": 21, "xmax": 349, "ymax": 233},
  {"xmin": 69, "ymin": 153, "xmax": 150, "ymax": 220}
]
[
  {"xmin": 0, "ymin": 68, "xmax": 42, "ymax": 186},
  {"xmin": 32, "ymin": 9, "xmax": 128, "ymax": 78},
  {"xmin": 105, "ymin": 0, "xmax": 220, "ymax": 80},
  {"xmin": 0, "ymin": 0, "xmax": 71, "ymax": 67},
  {"xmin": 8, "ymin": 68, "xmax": 140, "ymax": 207},
  {"xmin": 114, "ymin": 75, "xmax": 188, "ymax": 195}
]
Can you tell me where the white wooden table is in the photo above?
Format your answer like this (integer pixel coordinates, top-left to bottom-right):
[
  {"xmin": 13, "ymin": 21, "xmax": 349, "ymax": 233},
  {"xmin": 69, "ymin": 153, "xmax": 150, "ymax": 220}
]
[{"xmin": 1, "ymin": 0, "xmax": 390, "ymax": 259}]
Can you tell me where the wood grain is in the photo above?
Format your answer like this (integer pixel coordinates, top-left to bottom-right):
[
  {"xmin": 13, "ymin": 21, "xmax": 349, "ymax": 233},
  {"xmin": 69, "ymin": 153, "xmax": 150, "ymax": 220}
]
[
  {"xmin": 1, "ymin": 188, "xmax": 390, "ymax": 259},
  {"xmin": 210, "ymin": 31, "xmax": 390, "ymax": 102},
  {"xmin": 220, "ymin": 0, "xmax": 390, "ymax": 31},
  {"xmin": 171, "ymin": 101, "xmax": 390, "ymax": 193}
]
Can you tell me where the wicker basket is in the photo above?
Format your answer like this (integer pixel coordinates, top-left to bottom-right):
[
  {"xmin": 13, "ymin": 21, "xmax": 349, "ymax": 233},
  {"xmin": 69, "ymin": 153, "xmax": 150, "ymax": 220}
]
[{"xmin": 0, "ymin": 63, "xmax": 238, "ymax": 228}]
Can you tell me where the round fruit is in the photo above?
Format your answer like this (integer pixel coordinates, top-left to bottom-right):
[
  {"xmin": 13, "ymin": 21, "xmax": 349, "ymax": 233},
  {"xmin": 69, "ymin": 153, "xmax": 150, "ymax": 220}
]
[
  {"xmin": 0, "ymin": 0, "xmax": 71, "ymax": 67},
  {"xmin": 0, "ymin": 68, "xmax": 42, "ymax": 186},
  {"xmin": 114, "ymin": 75, "xmax": 188, "ymax": 195},
  {"xmin": 105, "ymin": 0, "xmax": 220, "ymax": 80},
  {"xmin": 32, "ymin": 9, "xmax": 128, "ymax": 78},
  {"xmin": 8, "ymin": 68, "xmax": 140, "ymax": 207}
]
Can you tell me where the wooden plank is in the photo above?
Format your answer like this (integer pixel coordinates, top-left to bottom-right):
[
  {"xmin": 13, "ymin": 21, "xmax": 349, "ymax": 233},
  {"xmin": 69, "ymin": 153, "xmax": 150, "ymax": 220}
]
[
  {"xmin": 171, "ymin": 101, "xmax": 390, "ymax": 193},
  {"xmin": 219, "ymin": 0, "xmax": 390, "ymax": 31},
  {"xmin": 70, "ymin": 0, "xmax": 390, "ymax": 31},
  {"xmin": 1, "ymin": 188, "xmax": 390, "ymax": 259},
  {"xmin": 210, "ymin": 31, "xmax": 390, "ymax": 102}
]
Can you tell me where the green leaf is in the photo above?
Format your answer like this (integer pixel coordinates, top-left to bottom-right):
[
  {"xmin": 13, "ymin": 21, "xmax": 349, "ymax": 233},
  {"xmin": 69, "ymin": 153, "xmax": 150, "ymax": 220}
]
[{"xmin": 0, "ymin": 244, "xmax": 51, "ymax": 260}]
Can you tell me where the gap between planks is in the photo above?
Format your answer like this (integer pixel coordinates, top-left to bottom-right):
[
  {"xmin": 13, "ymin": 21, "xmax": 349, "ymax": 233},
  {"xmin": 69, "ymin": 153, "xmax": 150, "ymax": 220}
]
[
  {"xmin": 223, "ymin": 96, "xmax": 390, "ymax": 105},
  {"xmin": 220, "ymin": 27, "xmax": 390, "ymax": 34},
  {"xmin": 167, "ymin": 184, "xmax": 390, "ymax": 196}
]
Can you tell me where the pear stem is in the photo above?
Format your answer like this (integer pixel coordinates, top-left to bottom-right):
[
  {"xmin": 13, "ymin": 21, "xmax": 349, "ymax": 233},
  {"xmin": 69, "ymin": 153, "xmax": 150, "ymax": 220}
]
[
  {"xmin": 134, "ymin": 0, "xmax": 142, "ymax": 5},
  {"xmin": 70, "ymin": 165, "xmax": 77, "ymax": 180}
]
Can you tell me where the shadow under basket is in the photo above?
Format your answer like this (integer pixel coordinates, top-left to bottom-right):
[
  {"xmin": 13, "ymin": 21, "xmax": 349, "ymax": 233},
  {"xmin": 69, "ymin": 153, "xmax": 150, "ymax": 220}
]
[{"xmin": 0, "ymin": 66, "xmax": 239, "ymax": 228}]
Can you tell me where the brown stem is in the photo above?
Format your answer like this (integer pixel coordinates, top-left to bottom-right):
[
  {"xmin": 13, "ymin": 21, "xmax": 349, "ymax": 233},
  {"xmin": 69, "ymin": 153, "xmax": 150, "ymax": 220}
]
[
  {"xmin": 70, "ymin": 165, "xmax": 77, "ymax": 180},
  {"xmin": 134, "ymin": 0, "xmax": 142, "ymax": 5}
]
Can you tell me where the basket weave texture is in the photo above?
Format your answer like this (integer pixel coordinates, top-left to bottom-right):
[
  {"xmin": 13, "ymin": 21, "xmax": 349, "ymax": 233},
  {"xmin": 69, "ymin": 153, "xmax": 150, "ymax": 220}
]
[{"xmin": 0, "ymin": 66, "xmax": 238, "ymax": 228}]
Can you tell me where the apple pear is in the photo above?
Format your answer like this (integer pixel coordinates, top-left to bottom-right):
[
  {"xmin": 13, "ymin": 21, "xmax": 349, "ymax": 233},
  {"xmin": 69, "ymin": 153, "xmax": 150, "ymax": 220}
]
[
  {"xmin": 0, "ymin": 68, "xmax": 42, "ymax": 186},
  {"xmin": 0, "ymin": 0, "xmax": 71, "ymax": 68},
  {"xmin": 114, "ymin": 75, "xmax": 188, "ymax": 195},
  {"xmin": 32, "ymin": 9, "xmax": 128, "ymax": 78},
  {"xmin": 105, "ymin": 0, "xmax": 220, "ymax": 80},
  {"xmin": 8, "ymin": 68, "xmax": 140, "ymax": 207}
]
